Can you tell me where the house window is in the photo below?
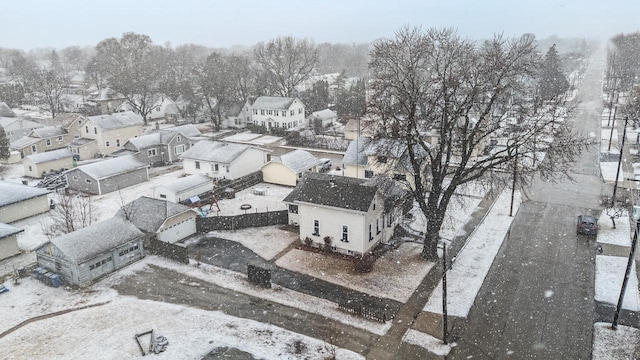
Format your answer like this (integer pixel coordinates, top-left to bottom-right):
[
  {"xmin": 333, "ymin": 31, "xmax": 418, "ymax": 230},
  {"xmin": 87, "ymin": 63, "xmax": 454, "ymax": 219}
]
[
  {"xmin": 46, "ymin": 139, "xmax": 51, "ymax": 146},
  {"xmin": 298, "ymin": 108, "xmax": 302, "ymax": 114},
  {"xmin": 72, "ymin": 175, "xmax": 79, "ymax": 181},
  {"xmin": 342, "ymin": 225, "xmax": 349, "ymax": 242},
  {"xmin": 290, "ymin": 110, "xmax": 294, "ymax": 116},
  {"xmin": 195, "ymin": 161, "xmax": 200, "ymax": 169},
  {"xmin": 177, "ymin": 135, "xmax": 181, "ymax": 142},
  {"xmin": 268, "ymin": 110, "xmax": 272, "ymax": 115},
  {"xmin": 289, "ymin": 204, "xmax": 298, "ymax": 214},
  {"xmin": 267, "ymin": 154, "xmax": 271, "ymax": 162},
  {"xmin": 31, "ymin": 145, "xmax": 37, "ymax": 152},
  {"xmin": 28, "ymin": 165, "xmax": 32, "ymax": 171},
  {"xmin": 387, "ymin": 214, "xmax": 393, "ymax": 227},
  {"xmin": 226, "ymin": 166, "xmax": 229, "ymax": 173},
  {"xmin": 57, "ymin": 136, "xmax": 63, "ymax": 141},
  {"xmin": 214, "ymin": 164, "xmax": 219, "ymax": 172},
  {"xmin": 369, "ymin": 224, "xmax": 373, "ymax": 241},
  {"xmin": 254, "ymin": 109, "xmax": 258, "ymax": 115},
  {"xmin": 274, "ymin": 110, "xmax": 279, "ymax": 116},
  {"xmin": 160, "ymin": 194, "xmax": 167, "ymax": 199},
  {"xmin": 376, "ymin": 219, "xmax": 381, "ymax": 234},
  {"xmin": 85, "ymin": 125, "xmax": 88, "ymax": 133},
  {"xmin": 105, "ymin": 141, "xmax": 110, "ymax": 147},
  {"xmin": 85, "ymin": 179, "xmax": 91, "ymax": 183},
  {"xmin": 116, "ymin": 139, "xmax": 121, "ymax": 147},
  {"xmin": 378, "ymin": 156, "xmax": 387, "ymax": 163},
  {"xmin": 313, "ymin": 220, "xmax": 320, "ymax": 236},
  {"xmin": 331, "ymin": 245, "xmax": 337, "ymax": 252},
  {"xmin": 373, "ymin": 202, "xmax": 376, "ymax": 210},
  {"xmin": 393, "ymin": 173, "xmax": 407, "ymax": 181},
  {"xmin": 282, "ymin": 111, "xmax": 286, "ymax": 117},
  {"xmin": 347, "ymin": 250, "xmax": 354, "ymax": 255},
  {"xmin": 364, "ymin": 170, "xmax": 374, "ymax": 178},
  {"xmin": 174, "ymin": 145, "xmax": 185, "ymax": 154},
  {"xmin": 93, "ymin": 127, "xmax": 97, "ymax": 134},
  {"xmin": 148, "ymin": 148, "xmax": 157, "ymax": 156},
  {"xmin": 260, "ymin": 110, "xmax": 265, "ymax": 115}
]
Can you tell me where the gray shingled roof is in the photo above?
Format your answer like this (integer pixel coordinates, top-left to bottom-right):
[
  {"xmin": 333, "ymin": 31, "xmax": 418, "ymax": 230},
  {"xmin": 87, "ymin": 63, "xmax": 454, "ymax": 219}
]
[
  {"xmin": 25, "ymin": 148, "xmax": 73, "ymax": 164},
  {"xmin": 0, "ymin": 222, "xmax": 24, "ymax": 238},
  {"xmin": 47, "ymin": 217, "xmax": 144, "ymax": 263},
  {"xmin": 69, "ymin": 154, "xmax": 147, "ymax": 180},
  {"xmin": 252, "ymin": 96, "xmax": 297, "ymax": 110},
  {"xmin": 179, "ymin": 140, "xmax": 254, "ymax": 164},
  {"xmin": 117, "ymin": 196, "xmax": 194, "ymax": 233},
  {"xmin": 283, "ymin": 172, "xmax": 377, "ymax": 212},
  {"xmin": 276, "ymin": 149, "xmax": 319, "ymax": 173},
  {"xmin": 88, "ymin": 111, "xmax": 143, "ymax": 130},
  {"xmin": 0, "ymin": 180, "xmax": 50, "ymax": 207},
  {"xmin": 161, "ymin": 174, "xmax": 212, "ymax": 194}
]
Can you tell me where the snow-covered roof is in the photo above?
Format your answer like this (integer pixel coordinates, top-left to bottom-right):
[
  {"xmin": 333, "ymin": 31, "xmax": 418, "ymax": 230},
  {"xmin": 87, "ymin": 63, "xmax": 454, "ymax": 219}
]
[
  {"xmin": 0, "ymin": 102, "xmax": 16, "ymax": 117},
  {"xmin": 87, "ymin": 111, "xmax": 143, "ymax": 130},
  {"xmin": 309, "ymin": 109, "xmax": 337, "ymax": 119},
  {"xmin": 68, "ymin": 138, "xmax": 95, "ymax": 146},
  {"xmin": 32, "ymin": 126, "xmax": 65, "ymax": 138},
  {"xmin": 127, "ymin": 131, "xmax": 176, "ymax": 150},
  {"xmin": 179, "ymin": 140, "xmax": 261, "ymax": 164},
  {"xmin": 0, "ymin": 180, "xmax": 50, "ymax": 207},
  {"xmin": 70, "ymin": 154, "xmax": 147, "ymax": 180},
  {"xmin": 283, "ymin": 172, "xmax": 376, "ymax": 212},
  {"xmin": 0, "ymin": 222, "xmax": 24, "ymax": 238},
  {"xmin": 0, "ymin": 117, "xmax": 44, "ymax": 131},
  {"xmin": 117, "ymin": 196, "xmax": 194, "ymax": 233},
  {"xmin": 160, "ymin": 174, "xmax": 212, "ymax": 194},
  {"xmin": 252, "ymin": 96, "xmax": 297, "ymax": 110},
  {"xmin": 47, "ymin": 217, "xmax": 144, "ymax": 263},
  {"xmin": 342, "ymin": 137, "xmax": 371, "ymax": 166},
  {"xmin": 25, "ymin": 148, "xmax": 73, "ymax": 164},
  {"xmin": 10, "ymin": 136, "xmax": 40, "ymax": 149},
  {"xmin": 164, "ymin": 103, "xmax": 180, "ymax": 115},
  {"xmin": 272, "ymin": 149, "xmax": 319, "ymax": 173}
]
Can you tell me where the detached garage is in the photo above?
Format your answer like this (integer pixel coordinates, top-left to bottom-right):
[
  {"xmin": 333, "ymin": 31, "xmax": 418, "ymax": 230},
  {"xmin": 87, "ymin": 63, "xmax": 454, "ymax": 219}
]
[
  {"xmin": 0, "ymin": 223, "xmax": 23, "ymax": 260},
  {"xmin": 156, "ymin": 174, "xmax": 213, "ymax": 203},
  {"xmin": 118, "ymin": 196, "xmax": 197, "ymax": 243},
  {"xmin": 0, "ymin": 180, "xmax": 51, "ymax": 223},
  {"xmin": 23, "ymin": 148, "xmax": 74, "ymax": 178},
  {"xmin": 65, "ymin": 154, "xmax": 149, "ymax": 195}
]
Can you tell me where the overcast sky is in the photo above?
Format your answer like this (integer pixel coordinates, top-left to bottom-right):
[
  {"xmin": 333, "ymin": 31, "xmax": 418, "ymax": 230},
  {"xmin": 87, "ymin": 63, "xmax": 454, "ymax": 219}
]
[{"xmin": 1, "ymin": 0, "xmax": 638, "ymax": 50}]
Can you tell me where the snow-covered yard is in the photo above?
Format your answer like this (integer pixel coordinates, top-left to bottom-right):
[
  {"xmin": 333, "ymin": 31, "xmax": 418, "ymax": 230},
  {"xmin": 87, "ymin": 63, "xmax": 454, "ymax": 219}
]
[
  {"xmin": 206, "ymin": 225, "xmax": 299, "ymax": 261},
  {"xmin": 592, "ymin": 322, "xmax": 640, "ymax": 360},
  {"xmin": 596, "ymin": 210, "xmax": 631, "ymax": 247},
  {"xmin": 594, "ymin": 255, "xmax": 640, "ymax": 311},
  {"xmin": 276, "ymin": 243, "xmax": 434, "ymax": 303},
  {"xmin": 204, "ymin": 183, "xmax": 293, "ymax": 216}
]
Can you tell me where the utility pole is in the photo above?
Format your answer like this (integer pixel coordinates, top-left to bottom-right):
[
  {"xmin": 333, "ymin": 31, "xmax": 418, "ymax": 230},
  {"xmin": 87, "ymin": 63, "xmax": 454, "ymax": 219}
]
[
  {"xmin": 510, "ymin": 148, "xmax": 518, "ymax": 217},
  {"xmin": 611, "ymin": 116, "xmax": 629, "ymax": 208},
  {"xmin": 442, "ymin": 243, "xmax": 448, "ymax": 344},
  {"xmin": 612, "ymin": 205, "xmax": 640, "ymax": 329}
]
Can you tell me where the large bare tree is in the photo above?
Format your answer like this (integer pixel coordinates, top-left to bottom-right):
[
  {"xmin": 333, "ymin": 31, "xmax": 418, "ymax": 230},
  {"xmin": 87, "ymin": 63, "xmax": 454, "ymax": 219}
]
[
  {"xmin": 368, "ymin": 27, "xmax": 589, "ymax": 259},
  {"xmin": 44, "ymin": 194, "xmax": 94, "ymax": 238},
  {"xmin": 254, "ymin": 36, "xmax": 319, "ymax": 97}
]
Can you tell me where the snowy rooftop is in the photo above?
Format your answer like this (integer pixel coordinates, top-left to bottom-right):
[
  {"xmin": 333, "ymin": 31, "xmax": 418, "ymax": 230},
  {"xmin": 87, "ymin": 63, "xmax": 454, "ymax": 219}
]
[
  {"xmin": 251, "ymin": 96, "xmax": 297, "ymax": 110},
  {"xmin": 0, "ymin": 101, "xmax": 16, "ymax": 117},
  {"xmin": 180, "ymin": 140, "xmax": 265, "ymax": 164},
  {"xmin": 0, "ymin": 222, "xmax": 23, "ymax": 238},
  {"xmin": 223, "ymin": 132, "xmax": 283, "ymax": 146},
  {"xmin": 45, "ymin": 216, "xmax": 144, "ymax": 263},
  {"xmin": 0, "ymin": 180, "xmax": 50, "ymax": 207},
  {"xmin": 117, "ymin": 196, "xmax": 194, "ymax": 233},
  {"xmin": 10, "ymin": 136, "xmax": 40, "ymax": 148},
  {"xmin": 309, "ymin": 108, "xmax": 337, "ymax": 119},
  {"xmin": 159, "ymin": 174, "xmax": 212, "ymax": 194},
  {"xmin": 127, "ymin": 132, "xmax": 174, "ymax": 149},
  {"xmin": 342, "ymin": 137, "xmax": 370, "ymax": 166},
  {"xmin": 157, "ymin": 123, "xmax": 202, "ymax": 138},
  {"xmin": 87, "ymin": 111, "xmax": 143, "ymax": 130},
  {"xmin": 273, "ymin": 149, "xmax": 319, "ymax": 173},
  {"xmin": 25, "ymin": 148, "xmax": 73, "ymax": 164},
  {"xmin": 0, "ymin": 117, "xmax": 44, "ymax": 131},
  {"xmin": 31, "ymin": 126, "xmax": 65, "ymax": 138},
  {"xmin": 68, "ymin": 155, "xmax": 148, "ymax": 180}
]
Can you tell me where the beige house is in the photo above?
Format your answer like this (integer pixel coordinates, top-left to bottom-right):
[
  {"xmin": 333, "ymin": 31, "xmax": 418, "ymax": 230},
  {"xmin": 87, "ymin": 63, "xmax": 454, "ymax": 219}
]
[
  {"xmin": 9, "ymin": 114, "xmax": 83, "ymax": 158},
  {"xmin": 249, "ymin": 96, "xmax": 305, "ymax": 130},
  {"xmin": 74, "ymin": 111, "xmax": 144, "ymax": 157},
  {"xmin": 283, "ymin": 173, "xmax": 408, "ymax": 257},
  {"xmin": 23, "ymin": 148, "xmax": 74, "ymax": 178},
  {"xmin": 0, "ymin": 223, "xmax": 23, "ymax": 260},
  {"xmin": 261, "ymin": 149, "xmax": 319, "ymax": 187},
  {"xmin": 0, "ymin": 180, "xmax": 51, "ymax": 223}
]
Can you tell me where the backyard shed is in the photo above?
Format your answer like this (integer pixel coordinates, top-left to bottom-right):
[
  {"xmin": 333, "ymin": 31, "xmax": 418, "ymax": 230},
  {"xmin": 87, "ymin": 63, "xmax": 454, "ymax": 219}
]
[
  {"xmin": 65, "ymin": 155, "xmax": 149, "ymax": 195},
  {"xmin": 155, "ymin": 174, "xmax": 213, "ymax": 203},
  {"xmin": 118, "ymin": 196, "xmax": 197, "ymax": 243}
]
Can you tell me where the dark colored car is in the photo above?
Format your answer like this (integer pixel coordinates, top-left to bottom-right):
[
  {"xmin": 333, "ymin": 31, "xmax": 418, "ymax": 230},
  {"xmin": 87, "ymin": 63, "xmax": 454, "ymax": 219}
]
[{"xmin": 577, "ymin": 215, "xmax": 598, "ymax": 236}]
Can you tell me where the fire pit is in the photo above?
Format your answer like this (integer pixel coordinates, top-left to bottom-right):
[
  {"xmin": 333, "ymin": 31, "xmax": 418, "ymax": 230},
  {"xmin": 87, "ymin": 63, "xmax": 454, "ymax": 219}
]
[{"xmin": 240, "ymin": 204, "xmax": 252, "ymax": 210}]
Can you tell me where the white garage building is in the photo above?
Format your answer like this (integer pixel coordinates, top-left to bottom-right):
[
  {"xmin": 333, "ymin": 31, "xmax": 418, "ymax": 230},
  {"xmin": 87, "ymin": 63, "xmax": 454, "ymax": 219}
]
[
  {"xmin": 155, "ymin": 174, "xmax": 213, "ymax": 203},
  {"xmin": 118, "ymin": 196, "xmax": 197, "ymax": 243}
]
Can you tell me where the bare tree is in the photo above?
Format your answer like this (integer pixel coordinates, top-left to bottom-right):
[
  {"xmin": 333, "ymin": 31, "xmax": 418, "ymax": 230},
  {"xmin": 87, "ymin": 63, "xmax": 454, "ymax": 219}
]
[
  {"xmin": 254, "ymin": 36, "xmax": 319, "ymax": 97},
  {"xmin": 44, "ymin": 194, "xmax": 94, "ymax": 238},
  {"xmin": 368, "ymin": 27, "xmax": 590, "ymax": 259}
]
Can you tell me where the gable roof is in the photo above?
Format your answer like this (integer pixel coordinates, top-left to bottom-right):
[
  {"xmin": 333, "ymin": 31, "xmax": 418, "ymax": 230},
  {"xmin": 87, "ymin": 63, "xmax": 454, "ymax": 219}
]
[
  {"xmin": 25, "ymin": 148, "xmax": 73, "ymax": 164},
  {"xmin": 87, "ymin": 111, "xmax": 143, "ymax": 130},
  {"xmin": 309, "ymin": 109, "xmax": 337, "ymax": 119},
  {"xmin": 0, "ymin": 102, "xmax": 16, "ymax": 117},
  {"xmin": 0, "ymin": 180, "xmax": 50, "ymax": 207},
  {"xmin": 0, "ymin": 117, "xmax": 44, "ymax": 131},
  {"xmin": 0, "ymin": 222, "xmax": 24, "ymax": 239},
  {"xmin": 283, "ymin": 172, "xmax": 377, "ymax": 212},
  {"xmin": 69, "ymin": 154, "xmax": 147, "ymax": 180},
  {"xmin": 31, "ymin": 126, "xmax": 66, "ymax": 138},
  {"xmin": 47, "ymin": 217, "xmax": 144, "ymax": 263},
  {"xmin": 160, "ymin": 174, "xmax": 212, "ymax": 194},
  {"xmin": 10, "ymin": 136, "xmax": 40, "ymax": 149},
  {"xmin": 127, "ymin": 131, "xmax": 177, "ymax": 150},
  {"xmin": 179, "ymin": 140, "xmax": 259, "ymax": 164},
  {"xmin": 252, "ymin": 96, "xmax": 298, "ymax": 110},
  {"xmin": 342, "ymin": 137, "xmax": 370, "ymax": 166},
  {"xmin": 270, "ymin": 149, "xmax": 319, "ymax": 173},
  {"xmin": 163, "ymin": 124, "xmax": 201, "ymax": 137},
  {"xmin": 116, "ymin": 196, "xmax": 194, "ymax": 233}
]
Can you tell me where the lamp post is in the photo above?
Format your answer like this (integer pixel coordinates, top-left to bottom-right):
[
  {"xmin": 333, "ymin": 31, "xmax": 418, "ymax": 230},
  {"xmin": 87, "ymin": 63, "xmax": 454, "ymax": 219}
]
[
  {"xmin": 437, "ymin": 239, "xmax": 452, "ymax": 344},
  {"xmin": 612, "ymin": 205, "xmax": 640, "ymax": 329},
  {"xmin": 611, "ymin": 116, "xmax": 629, "ymax": 208}
]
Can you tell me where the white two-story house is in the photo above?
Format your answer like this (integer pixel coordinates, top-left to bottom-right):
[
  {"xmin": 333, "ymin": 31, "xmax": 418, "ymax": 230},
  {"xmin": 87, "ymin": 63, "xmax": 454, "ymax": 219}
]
[
  {"xmin": 283, "ymin": 172, "xmax": 409, "ymax": 257},
  {"xmin": 249, "ymin": 96, "xmax": 306, "ymax": 130}
]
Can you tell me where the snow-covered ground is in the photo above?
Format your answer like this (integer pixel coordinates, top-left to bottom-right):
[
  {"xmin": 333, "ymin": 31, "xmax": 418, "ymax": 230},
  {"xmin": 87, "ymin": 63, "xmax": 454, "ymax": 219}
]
[
  {"xmin": 592, "ymin": 322, "xmax": 640, "ymax": 360},
  {"xmin": 206, "ymin": 225, "xmax": 299, "ymax": 261},
  {"xmin": 203, "ymin": 183, "xmax": 293, "ymax": 216},
  {"xmin": 596, "ymin": 210, "xmax": 632, "ymax": 247},
  {"xmin": 402, "ymin": 329, "xmax": 453, "ymax": 356},
  {"xmin": 423, "ymin": 189, "xmax": 521, "ymax": 317},
  {"xmin": 600, "ymin": 162, "xmax": 623, "ymax": 184},
  {"xmin": 594, "ymin": 256, "xmax": 640, "ymax": 311},
  {"xmin": 276, "ymin": 243, "xmax": 434, "ymax": 303}
]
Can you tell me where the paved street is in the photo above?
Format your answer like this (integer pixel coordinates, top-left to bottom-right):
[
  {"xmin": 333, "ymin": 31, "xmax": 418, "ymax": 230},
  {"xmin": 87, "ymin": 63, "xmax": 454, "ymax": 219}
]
[{"xmin": 448, "ymin": 50, "xmax": 607, "ymax": 359}]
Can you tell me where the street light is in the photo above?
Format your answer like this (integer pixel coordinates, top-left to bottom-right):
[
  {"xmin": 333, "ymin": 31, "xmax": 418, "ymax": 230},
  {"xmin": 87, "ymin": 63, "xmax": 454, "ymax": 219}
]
[{"xmin": 611, "ymin": 205, "xmax": 640, "ymax": 329}]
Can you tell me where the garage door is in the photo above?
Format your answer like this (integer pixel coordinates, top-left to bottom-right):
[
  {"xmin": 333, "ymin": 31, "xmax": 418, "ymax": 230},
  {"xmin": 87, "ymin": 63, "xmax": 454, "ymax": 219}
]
[{"xmin": 158, "ymin": 217, "xmax": 196, "ymax": 243}]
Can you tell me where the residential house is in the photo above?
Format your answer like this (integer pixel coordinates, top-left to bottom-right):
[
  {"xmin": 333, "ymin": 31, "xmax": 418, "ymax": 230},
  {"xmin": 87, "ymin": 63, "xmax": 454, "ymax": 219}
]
[
  {"xmin": 10, "ymin": 113, "xmax": 83, "ymax": 158},
  {"xmin": 307, "ymin": 109, "xmax": 338, "ymax": 129},
  {"xmin": 249, "ymin": 96, "xmax": 305, "ymax": 130},
  {"xmin": 283, "ymin": 172, "xmax": 409, "ymax": 256},
  {"xmin": 179, "ymin": 140, "xmax": 271, "ymax": 180},
  {"xmin": 0, "ymin": 102, "xmax": 16, "ymax": 117},
  {"xmin": 23, "ymin": 148, "xmax": 74, "ymax": 178},
  {"xmin": 89, "ymin": 87, "xmax": 127, "ymax": 114},
  {"xmin": 0, "ymin": 223, "xmax": 23, "ymax": 260},
  {"xmin": 343, "ymin": 118, "xmax": 373, "ymax": 141},
  {"xmin": 71, "ymin": 111, "xmax": 144, "ymax": 157},
  {"xmin": 148, "ymin": 97, "xmax": 182, "ymax": 123},
  {"xmin": 261, "ymin": 149, "xmax": 319, "ymax": 186},
  {"xmin": 0, "ymin": 180, "xmax": 51, "ymax": 223},
  {"xmin": 35, "ymin": 216, "xmax": 145, "ymax": 287},
  {"xmin": 156, "ymin": 174, "xmax": 213, "ymax": 203},
  {"xmin": 121, "ymin": 130, "xmax": 191, "ymax": 166},
  {"xmin": 117, "ymin": 196, "xmax": 197, "ymax": 243},
  {"xmin": 65, "ymin": 155, "xmax": 149, "ymax": 195},
  {"xmin": 0, "ymin": 117, "xmax": 44, "ymax": 142},
  {"xmin": 220, "ymin": 101, "xmax": 252, "ymax": 129}
]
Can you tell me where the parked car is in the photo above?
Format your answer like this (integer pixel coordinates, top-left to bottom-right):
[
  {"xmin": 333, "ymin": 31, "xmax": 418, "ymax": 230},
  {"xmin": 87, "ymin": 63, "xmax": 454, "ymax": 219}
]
[
  {"xmin": 577, "ymin": 215, "xmax": 598, "ymax": 236},
  {"xmin": 318, "ymin": 158, "xmax": 332, "ymax": 172}
]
